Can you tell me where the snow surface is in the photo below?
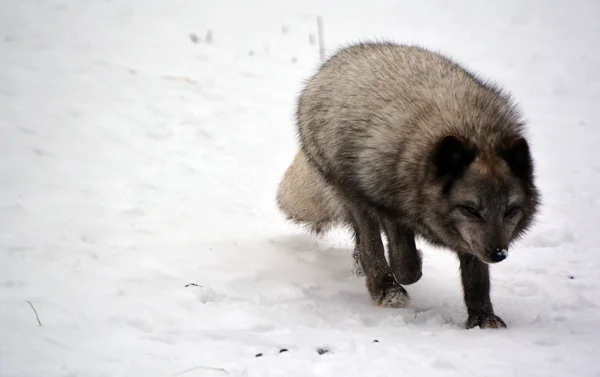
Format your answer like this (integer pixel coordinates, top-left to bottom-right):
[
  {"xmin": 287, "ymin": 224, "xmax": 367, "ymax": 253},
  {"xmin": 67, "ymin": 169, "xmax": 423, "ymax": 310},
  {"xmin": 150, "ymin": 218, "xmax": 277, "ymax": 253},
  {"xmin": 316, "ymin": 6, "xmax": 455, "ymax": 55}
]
[{"xmin": 1, "ymin": 0, "xmax": 600, "ymax": 376}]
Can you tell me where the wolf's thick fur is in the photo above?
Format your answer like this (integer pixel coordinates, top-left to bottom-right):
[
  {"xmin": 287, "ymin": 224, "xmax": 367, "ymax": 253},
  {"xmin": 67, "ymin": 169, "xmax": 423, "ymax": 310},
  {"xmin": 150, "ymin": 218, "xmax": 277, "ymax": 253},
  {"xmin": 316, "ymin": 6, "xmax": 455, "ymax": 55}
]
[{"xmin": 276, "ymin": 42, "xmax": 540, "ymax": 329}]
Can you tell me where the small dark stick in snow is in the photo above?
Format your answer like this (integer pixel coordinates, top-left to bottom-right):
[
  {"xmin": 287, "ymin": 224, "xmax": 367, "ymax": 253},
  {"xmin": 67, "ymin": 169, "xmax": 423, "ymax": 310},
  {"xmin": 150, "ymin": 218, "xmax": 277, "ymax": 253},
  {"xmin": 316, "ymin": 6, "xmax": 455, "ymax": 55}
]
[
  {"xmin": 279, "ymin": 348, "xmax": 289, "ymax": 353},
  {"xmin": 185, "ymin": 283, "xmax": 202, "ymax": 288},
  {"xmin": 317, "ymin": 348, "xmax": 329, "ymax": 355},
  {"xmin": 26, "ymin": 300, "xmax": 42, "ymax": 326}
]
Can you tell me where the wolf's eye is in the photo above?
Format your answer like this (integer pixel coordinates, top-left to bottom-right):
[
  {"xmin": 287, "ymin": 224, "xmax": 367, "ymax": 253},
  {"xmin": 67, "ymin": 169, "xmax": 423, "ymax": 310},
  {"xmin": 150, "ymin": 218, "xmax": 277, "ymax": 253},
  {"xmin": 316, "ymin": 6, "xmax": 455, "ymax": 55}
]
[
  {"xmin": 457, "ymin": 204, "xmax": 482, "ymax": 219},
  {"xmin": 505, "ymin": 205, "xmax": 521, "ymax": 219}
]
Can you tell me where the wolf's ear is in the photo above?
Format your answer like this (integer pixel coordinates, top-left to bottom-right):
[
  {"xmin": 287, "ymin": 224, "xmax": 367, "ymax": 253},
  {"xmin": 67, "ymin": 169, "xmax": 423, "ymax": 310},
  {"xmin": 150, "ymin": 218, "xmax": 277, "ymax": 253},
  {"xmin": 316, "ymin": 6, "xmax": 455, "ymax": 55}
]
[
  {"xmin": 499, "ymin": 136, "xmax": 533, "ymax": 182},
  {"xmin": 431, "ymin": 134, "xmax": 477, "ymax": 179}
]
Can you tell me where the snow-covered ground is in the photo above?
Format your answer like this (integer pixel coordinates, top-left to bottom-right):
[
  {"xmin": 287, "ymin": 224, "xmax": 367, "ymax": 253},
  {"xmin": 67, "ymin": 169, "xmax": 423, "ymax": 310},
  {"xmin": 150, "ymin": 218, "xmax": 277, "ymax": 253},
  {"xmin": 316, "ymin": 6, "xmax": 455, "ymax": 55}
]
[{"xmin": 1, "ymin": 0, "xmax": 600, "ymax": 376}]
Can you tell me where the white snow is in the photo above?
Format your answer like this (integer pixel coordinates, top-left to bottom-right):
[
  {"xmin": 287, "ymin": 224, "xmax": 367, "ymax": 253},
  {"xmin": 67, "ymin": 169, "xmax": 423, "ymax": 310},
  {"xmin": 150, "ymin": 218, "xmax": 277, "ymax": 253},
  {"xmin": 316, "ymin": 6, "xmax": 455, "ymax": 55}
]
[{"xmin": 1, "ymin": 0, "xmax": 600, "ymax": 376}]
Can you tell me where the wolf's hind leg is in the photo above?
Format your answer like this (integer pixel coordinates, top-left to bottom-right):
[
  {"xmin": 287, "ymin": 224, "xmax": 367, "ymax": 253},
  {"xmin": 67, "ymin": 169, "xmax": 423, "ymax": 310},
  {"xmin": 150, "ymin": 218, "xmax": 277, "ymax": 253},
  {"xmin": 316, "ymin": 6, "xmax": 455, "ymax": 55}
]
[{"xmin": 382, "ymin": 219, "xmax": 423, "ymax": 285}]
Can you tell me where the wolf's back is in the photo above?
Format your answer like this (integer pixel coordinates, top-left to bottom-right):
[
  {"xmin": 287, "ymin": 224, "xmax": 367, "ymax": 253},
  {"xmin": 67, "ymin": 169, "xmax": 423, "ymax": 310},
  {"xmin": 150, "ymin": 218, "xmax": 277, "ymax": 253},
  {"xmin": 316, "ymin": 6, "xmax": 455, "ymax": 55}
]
[{"xmin": 295, "ymin": 42, "xmax": 523, "ymax": 211}]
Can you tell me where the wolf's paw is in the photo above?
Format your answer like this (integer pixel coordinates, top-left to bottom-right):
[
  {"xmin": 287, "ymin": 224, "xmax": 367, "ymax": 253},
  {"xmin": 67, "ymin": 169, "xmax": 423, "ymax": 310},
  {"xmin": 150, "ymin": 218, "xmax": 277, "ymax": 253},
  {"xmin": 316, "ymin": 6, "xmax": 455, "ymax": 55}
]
[
  {"xmin": 376, "ymin": 286, "xmax": 410, "ymax": 308},
  {"xmin": 372, "ymin": 277, "xmax": 410, "ymax": 308},
  {"xmin": 466, "ymin": 312, "xmax": 507, "ymax": 329}
]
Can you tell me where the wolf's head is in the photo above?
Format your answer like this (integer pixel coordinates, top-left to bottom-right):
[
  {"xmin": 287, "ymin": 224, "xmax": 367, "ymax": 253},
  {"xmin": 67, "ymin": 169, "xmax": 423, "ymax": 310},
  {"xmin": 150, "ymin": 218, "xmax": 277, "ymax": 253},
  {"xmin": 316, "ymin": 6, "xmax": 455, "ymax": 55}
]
[{"xmin": 423, "ymin": 134, "xmax": 540, "ymax": 264}]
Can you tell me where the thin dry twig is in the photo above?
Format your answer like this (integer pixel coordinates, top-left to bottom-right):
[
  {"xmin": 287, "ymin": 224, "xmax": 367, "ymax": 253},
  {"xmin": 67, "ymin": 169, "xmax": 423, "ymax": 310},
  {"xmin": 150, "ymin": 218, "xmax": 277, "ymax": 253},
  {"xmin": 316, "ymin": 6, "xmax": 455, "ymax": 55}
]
[
  {"xmin": 162, "ymin": 75, "xmax": 198, "ymax": 85},
  {"xmin": 26, "ymin": 300, "xmax": 42, "ymax": 326},
  {"xmin": 173, "ymin": 365, "xmax": 228, "ymax": 376},
  {"xmin": 316, "ymin": 15, "xmax": 325, "ymax": 61}
]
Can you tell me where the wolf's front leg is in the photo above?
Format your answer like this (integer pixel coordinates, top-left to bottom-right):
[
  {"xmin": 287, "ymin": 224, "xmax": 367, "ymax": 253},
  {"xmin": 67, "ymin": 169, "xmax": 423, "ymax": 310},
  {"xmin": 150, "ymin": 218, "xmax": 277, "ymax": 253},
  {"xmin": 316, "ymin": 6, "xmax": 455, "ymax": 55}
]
[
  {"xmin": 458, "ymin": 253, "xmax": 506, "ymax": 329},
  {"xmin": 382, "ymin": 219, "xmax": 422, "ymax": 285},
  {"xmin": 351, "ymin": 210, "xmax": 409, "ymax": 308}
]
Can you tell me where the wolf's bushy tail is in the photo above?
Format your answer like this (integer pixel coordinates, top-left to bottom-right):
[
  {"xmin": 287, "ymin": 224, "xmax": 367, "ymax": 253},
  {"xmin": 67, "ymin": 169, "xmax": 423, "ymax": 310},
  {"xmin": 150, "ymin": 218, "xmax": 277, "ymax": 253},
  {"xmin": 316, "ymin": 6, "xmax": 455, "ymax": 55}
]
[{"xmin": 276, "ymin": 150, "xmax": 348, "ymax": 234}]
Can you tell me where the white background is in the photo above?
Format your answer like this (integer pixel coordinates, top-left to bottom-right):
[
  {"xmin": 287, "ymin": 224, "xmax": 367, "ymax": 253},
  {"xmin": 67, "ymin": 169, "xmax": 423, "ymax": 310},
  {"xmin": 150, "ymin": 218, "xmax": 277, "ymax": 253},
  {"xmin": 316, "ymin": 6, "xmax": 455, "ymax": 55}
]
[{"xmin": 1, "ymin": 0, "xmax": 599, "ymax": 376}]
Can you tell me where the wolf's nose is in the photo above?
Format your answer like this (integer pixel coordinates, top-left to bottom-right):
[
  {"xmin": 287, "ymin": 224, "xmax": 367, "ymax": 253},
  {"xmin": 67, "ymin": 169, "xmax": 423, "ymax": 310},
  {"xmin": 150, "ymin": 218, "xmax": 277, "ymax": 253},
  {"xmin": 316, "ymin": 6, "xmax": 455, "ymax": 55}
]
[{"xmin": 490, "ymin": 248, "xmax": 508, "ymax": 263}]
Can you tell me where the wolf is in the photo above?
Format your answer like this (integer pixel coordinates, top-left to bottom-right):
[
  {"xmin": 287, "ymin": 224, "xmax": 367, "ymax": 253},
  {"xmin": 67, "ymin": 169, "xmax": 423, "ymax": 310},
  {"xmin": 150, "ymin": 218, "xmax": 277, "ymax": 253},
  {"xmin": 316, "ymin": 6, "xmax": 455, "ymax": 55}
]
[{"xmin": 276, "ymin": 41, "xmax": 540, "ymax": 329}]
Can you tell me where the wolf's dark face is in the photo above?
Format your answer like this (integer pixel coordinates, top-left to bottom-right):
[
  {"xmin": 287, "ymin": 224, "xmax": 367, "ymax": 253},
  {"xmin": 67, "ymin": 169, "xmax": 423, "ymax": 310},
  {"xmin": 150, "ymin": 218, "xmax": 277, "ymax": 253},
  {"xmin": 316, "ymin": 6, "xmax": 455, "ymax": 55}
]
[
  {"xmin": 426, "ymin": 134, "xmax": 540, "ymax": 264},
  {"xmin": 445, "ymin": 166, "xmax": 529, "ymax": 263}
]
